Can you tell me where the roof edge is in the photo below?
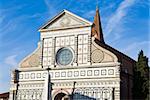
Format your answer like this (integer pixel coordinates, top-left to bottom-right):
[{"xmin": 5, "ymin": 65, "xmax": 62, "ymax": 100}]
[{"xmin": 94, "ymin": 39, "xmax": 136, "ymax": 63}]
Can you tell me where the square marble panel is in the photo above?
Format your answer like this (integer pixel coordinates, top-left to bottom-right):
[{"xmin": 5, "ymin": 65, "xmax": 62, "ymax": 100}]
[
  {"xmin": 47, "ymin": 38, "xmax": 52, "ymax": 47},
  {"xmin": 78, "ymin": 55, "xmax": 83, "ymax": 63},
  {"xmin": 68, "ymin": 71, "xmax": 72, "ymax": 77},
  {"xmin": 83, "ymin": 44, "xmax": 88, "ymax": 53},
  {"xmin": 61, "ymin": 72, "xmax": 66, "ymax": 77},
  {"xmin": 56, "ymin": 38, "xmax": 60, "ymax": 46},
  {"xmin": 78, "ymin": 35, "xmax": 83, "ymax": 44},
  {"xmin": 94, "ymin": 70, "xmax": 99, "ymax": 76},
  {"xmin": 31, "ymin": 73, "xmax": 35, "ymax": 79},
  {"xmin": 60, "ymin": 37, "xmax": 65, "ymax": 46},
  {"xmin": 47, "ymin": 48, "xmax": 52, "ymax": 56},
  {"xmin": 87, "ymin": 70, "xmax": 92, "ymax": 76},
  {"xmin": 101, "ymin": 69, "xmax": 107, "ymax": 75},
  {"xmin": 37, "ymin": 73, "xmax": 41, "ymax": 78},
  {"xmin": 55, "ymin": 72, "xmax": 60, "ymax": 77},
  {"xmin": 108, "ymin": 69, "xmax": 114, "ymax": 75},
  {"xmin": 43, "ymin": 57, "xmax": 47, "ymax": 66},
  {"xmin": 19, "ymin": 74, "xmax": 23, "ymax": 79},
  {"xmin": 44, "ymin": 39, "xmax": 48, "ymax": 47},
  {"xmin": 83, "ymin": 35, "xmax": 88, "ymax": 44},
  {"xmin": 43, "ymin": 48, "xmax": 48, "ymax": 56},
  {"xmin": 43, "ymin": 72, "xmax": 47, "ymax": 78},
  {"xmin": 47, "ymin": 57, "xmax": 51, "ymax": 65},
  {"xmin": 74, "ymin": 71, "xmax": 79, "ymax": 77},
  {"xmin": 80, "ymin": 70, "xmax": 86, "ymax": 76},
  {"xmin": 78, "ymin": 45, "xmax": 83, "ymax": 54},
  {"xmin": 65, "ymin": 37, "xmax": 70, "ymax": 45},
  {"xmin": 70, "ymin": 36, "xmax": 75, "ymax": 45},
  {"xmin": 83, "ymin": 54, "xmax": 87, "ymax": 63},
  {"xmin": 25, "ymin": 73, "xmax": 29, "ymax": 79}
]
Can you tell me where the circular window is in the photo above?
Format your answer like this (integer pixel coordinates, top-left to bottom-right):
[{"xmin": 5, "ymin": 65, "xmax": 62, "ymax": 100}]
[{"xmin": 56, "ymin": 48, "xmax": 74, "ymax": 66}]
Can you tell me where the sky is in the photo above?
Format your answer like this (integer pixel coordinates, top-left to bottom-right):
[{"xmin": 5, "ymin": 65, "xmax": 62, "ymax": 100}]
[{"xmin": 0, "ymin": 0, "xmax": 149, "ymax": 93}]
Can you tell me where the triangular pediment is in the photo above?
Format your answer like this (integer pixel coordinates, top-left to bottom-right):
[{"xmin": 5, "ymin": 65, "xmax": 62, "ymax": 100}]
[{"xmin": 39, "ymin": 10, "xmax": 92, "ymax": 31}]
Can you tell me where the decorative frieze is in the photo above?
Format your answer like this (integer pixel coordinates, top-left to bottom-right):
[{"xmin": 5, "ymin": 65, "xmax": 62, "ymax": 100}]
[
  {"xmin": 18, "ymin": 67, "xmax": 118, "ymax": 81},
  {"xmin": 53, "ymin": 81, "xmax": 120, "ymax": 88},
  {"xmin": 18, "ymin": 83, "xmax": 44, "ymax": 89}
]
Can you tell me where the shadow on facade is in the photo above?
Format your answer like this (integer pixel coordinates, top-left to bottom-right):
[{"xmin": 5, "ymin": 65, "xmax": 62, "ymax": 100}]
[
  {"xmin": 72, "ymin": 93, "xmax": 96, "ymax": 100},
  {"xmin": 54, "ymin": 92, "xmax": 97, "ymax": 100}
]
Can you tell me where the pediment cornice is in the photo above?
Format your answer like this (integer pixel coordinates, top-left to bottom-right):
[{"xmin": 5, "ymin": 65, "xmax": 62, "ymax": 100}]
[{"xmin": 39, "ymin": 10, "xmax": 92, "ymax": 31}]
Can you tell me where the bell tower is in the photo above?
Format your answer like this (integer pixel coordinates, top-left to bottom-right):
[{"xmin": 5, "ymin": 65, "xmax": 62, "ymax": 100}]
[{"xmin": 92, "ymin": 5, "xmax": 105, "ymax": 43}]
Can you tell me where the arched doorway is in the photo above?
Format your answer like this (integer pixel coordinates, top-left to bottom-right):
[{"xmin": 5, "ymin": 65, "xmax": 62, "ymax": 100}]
[{"xmin": 54, "ymin": 93, "xmax": 67, "ymax": 100}]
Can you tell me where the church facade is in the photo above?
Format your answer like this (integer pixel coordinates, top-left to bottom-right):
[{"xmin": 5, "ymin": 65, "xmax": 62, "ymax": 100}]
[{"xmin": 9, "ymin": 8, "xmax": 135, "ymax": 100}]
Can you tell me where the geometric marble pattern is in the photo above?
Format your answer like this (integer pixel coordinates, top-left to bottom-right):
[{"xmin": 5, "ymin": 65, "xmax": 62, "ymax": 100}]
[
  {"xmin": 42, "ymin": 38, "xmax": 53, "ymax": 66},
  {"xmin": 56, "ymin": 36, "xmax": 75, "ymax": 47},
  {"xmin": 91, "ymin": 49, "xmax": 104, "ymax": 63},
  {"xmin": 78, "ymin": 34, "xmax": 88, "ymax": 64}
]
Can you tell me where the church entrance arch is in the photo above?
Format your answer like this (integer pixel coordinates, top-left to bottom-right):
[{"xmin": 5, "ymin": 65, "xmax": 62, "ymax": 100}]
[{"xmin": 54, "ymin": 92, "xmax": 68, "ymax": 100}]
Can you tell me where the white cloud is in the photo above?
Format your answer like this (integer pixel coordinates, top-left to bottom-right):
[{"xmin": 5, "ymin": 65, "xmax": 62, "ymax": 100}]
[
  {"xmin": 0, "ymin": 10, "xmax": 44, "ymax": 47},
  {"xmin": 122, "ymin": 41, "xmax": 150, "ymax": 60},
  {"xmin": 124, "ymin": 41, "xmax": 150, "ymax": 52},
  {"xmin": 0, "ymin": 54, "xmax": 18, "ymax": 93},
  {"xmin": 104, "ymin": 0, "xmax": 136, "ymax": 39},
  {"xmin": 0, "ymin": 4, "xmax": 26, "ymax": 25},
  {"xmin": 43, "ymin": 0, "xmax": 57, "ymax": 16},
  {"xmin": 4, "ymin": 55, "xmax": 18, "ymax": 67},
  {"xmin": 44, "ymin": 0, "xmax": 51, "ymax": 10},
  {"xmin": 83, "ymin": 10, "xmax": 95, "ymax": 19},
  {"xmin": 0, "ymin": 15, "xmax": 5, "ymax": 25}
]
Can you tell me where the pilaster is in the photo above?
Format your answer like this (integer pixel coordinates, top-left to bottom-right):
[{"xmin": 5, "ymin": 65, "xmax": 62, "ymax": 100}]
[
  {"xmin": 73, "ymin": 35, "xmax": 78, "ymax": 66},
  {"xmin": 51, "ymin": 37, "xmax": 56, "ymax": 67}
]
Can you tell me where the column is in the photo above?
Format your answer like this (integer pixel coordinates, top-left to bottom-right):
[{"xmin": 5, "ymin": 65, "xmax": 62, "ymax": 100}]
[
  {"xmin": 88, "ymin": 35, "xmax": 91, "ymax": 64},
  {"xmin": 74, "ymin": 35, "xmax": 78, "ymax": 66},
  {"xmin": 38, "ymin": 41, "xmax": 43, "ymax": 68}
]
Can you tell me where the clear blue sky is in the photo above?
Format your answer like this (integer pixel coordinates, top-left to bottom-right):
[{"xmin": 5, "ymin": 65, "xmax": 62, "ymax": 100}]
[{"xmin": 0, "ymin": 0, "xmax": 149, "ymax": 93}]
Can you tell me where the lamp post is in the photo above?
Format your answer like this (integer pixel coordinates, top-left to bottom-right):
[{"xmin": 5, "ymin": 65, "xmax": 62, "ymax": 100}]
[
  {"xmin": 12, "ymin": 69, "xmax": 19, "ymax": 100},
  {"xmin": 71, "ymin": 81, "xmax": 76, "ymax": 100}
]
